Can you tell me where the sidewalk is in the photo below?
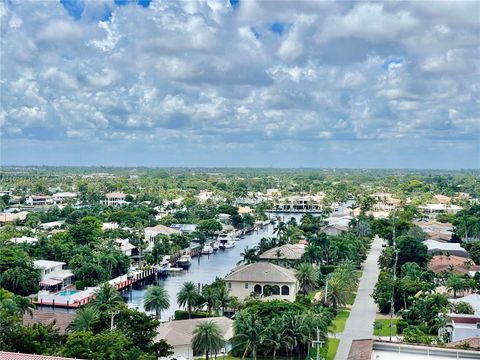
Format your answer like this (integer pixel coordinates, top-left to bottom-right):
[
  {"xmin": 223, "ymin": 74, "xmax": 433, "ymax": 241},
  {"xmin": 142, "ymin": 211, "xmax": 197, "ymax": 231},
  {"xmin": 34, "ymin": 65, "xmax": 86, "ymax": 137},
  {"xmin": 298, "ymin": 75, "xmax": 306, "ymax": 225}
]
[{"xmin": 334, "ymin": 236, "xmax": 384, "ymax": 360}]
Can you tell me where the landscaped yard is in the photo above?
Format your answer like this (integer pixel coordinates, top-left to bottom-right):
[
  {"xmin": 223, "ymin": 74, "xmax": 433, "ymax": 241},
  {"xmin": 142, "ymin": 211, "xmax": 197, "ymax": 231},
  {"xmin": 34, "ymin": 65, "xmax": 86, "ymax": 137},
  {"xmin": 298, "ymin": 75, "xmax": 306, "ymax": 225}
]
[
  {"xmin": 309, "ymin": 338, "xmax": 340, "ymax": 360},
  {"xmin": 329, "ymin": 309, "xmax": 350, "ymax": 333},
  {"xmin": 373, "ymin": 319, "xmax": 398, "ymax": 336}
]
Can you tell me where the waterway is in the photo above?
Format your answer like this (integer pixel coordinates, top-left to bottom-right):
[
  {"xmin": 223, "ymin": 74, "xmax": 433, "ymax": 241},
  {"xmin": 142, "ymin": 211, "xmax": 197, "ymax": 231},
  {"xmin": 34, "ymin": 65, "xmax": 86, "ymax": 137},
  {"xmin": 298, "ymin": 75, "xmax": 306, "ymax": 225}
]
[{"xmin": 122, "ymin": 224, "xmax": 276, "ymax": 321}]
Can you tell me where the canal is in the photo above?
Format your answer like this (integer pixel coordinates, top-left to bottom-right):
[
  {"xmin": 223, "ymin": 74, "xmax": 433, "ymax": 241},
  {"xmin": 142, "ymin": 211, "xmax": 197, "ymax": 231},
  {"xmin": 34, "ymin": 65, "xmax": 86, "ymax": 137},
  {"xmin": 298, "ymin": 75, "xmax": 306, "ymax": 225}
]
[{"xmin": 122, "ymin": 223, "xmax": 276, "ymax": 321}]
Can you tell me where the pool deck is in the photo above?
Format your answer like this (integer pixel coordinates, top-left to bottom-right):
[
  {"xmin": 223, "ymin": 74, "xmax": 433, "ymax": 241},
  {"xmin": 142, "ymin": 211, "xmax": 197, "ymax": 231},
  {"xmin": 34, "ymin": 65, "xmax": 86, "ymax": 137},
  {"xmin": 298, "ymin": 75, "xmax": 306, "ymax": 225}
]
[{"xmin": 33, "ymin": 268, "xmax": 157, "ymax": 309}]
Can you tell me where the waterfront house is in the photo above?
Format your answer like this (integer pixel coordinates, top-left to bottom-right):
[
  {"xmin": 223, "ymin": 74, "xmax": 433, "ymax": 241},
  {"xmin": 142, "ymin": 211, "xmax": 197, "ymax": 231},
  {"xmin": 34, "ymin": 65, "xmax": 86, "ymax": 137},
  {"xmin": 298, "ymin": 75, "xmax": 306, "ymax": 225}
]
[
  {"xmin": 259, "ymin": 243, "xmax": 306, "ymax": 266},
  {"xmin": 34, "ymin": 260, "xmax": 74, "ymax": 289},
  {"xmin": 115, "ymin": 238, "xmax": 136, "ymax": 257},
  {"xmin": 155, "ymin": 317, "xmax": 233, "ymax": 359},
  {"xmin": 170, "ymin": 223, "xmax": 197, "ymax": 234},
  {"xmin": 224, "ymin": 262, "xmax": 298, "ymax": 302},
  {"xmin": 144, "ymin": 224, "xmax": 179, "ymax": 251},
  {"xmin": 104, "ymin": 192, "xmax": 127, "ymax": 206}
]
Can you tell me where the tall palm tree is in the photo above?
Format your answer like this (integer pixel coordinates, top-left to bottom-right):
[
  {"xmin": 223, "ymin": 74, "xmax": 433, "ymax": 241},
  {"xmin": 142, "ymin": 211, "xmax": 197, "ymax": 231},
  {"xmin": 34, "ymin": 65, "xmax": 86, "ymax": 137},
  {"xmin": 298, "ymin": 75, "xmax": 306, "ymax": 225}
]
[
  {"xmin": 177, "ymin": 281, "xmax": 200, "ymax": 319},
  {"xmin": 295, "ymin": 263, "xmax": 318, "ymax": 295},
  {"xmin": 90, "ymin": 283, "xmax": 123, "ymax": 312},
  {"xmin": 69, "ymin": 306, "xmax": 98, "ymax": 331},
  {"xmin": 13, "ymin": 295, "xmax": 35, "ymax": 318},
  {"xmin": 325, "ymin": 276, "xmax": 350, "ymax": 308},
  {"xmin": 191, "ymin": 320, "xmax": 225, "ymax": 360},
  {"xmin": 144, "ymin": 285, "xmax": 170, "ymax": 320}
]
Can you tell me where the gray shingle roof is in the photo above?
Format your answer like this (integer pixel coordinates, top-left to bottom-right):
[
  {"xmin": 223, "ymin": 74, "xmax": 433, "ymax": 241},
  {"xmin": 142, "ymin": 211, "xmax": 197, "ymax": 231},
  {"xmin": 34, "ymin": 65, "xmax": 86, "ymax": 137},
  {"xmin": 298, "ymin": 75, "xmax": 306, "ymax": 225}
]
[{"xmin": 224, "ymin": 262, "xmax": 297, "ymax": 283}]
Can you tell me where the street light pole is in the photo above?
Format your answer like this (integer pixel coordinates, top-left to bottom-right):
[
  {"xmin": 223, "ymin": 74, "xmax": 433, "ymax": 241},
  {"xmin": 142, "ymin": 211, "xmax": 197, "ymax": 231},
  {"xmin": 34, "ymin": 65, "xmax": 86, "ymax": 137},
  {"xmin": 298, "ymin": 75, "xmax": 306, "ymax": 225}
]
[
  {"xmin": 389, "ymin": 209, "xmax": 398, "ymax": 342},
  {"xmin": 312, "ymin": 327, "xmax": 324, "ymax": 360}
]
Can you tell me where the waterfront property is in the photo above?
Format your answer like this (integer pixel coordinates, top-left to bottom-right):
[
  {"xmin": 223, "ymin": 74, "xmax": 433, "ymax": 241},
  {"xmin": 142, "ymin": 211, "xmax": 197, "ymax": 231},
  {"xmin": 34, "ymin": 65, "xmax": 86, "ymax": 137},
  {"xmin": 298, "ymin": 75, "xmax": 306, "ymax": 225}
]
[
  {"xmin": 224, "ymin": 262, "xmax": 298, "ymax": 301},
  {"xmin": 144, "ymin": 224, "xmax": 179, "ymax": 250},
  {"xmin": 34, "ymin": 260, "xmax": 74, "ymax": 289},
  {"xmin": 258, "ymin": 243, "xmax": 306, "ymax": 266},
  {"xmin": 155, "ymin": 317, "xmax": 233, "ymax": 359}
]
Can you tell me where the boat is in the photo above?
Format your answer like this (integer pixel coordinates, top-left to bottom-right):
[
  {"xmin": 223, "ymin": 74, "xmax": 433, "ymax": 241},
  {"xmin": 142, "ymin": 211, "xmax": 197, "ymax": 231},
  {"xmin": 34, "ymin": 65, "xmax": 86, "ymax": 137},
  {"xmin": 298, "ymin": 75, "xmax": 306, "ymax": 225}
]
[
  {"xmin": 176, "ymin": 254, "xmax": 192, "ymax": 268},
  {"xmin": 217, "ymin": 233, "xmax": 233, "ymax": 248},
  {"xmin": 201, "ymin": 245, "xmax": 213, "ymax": 255},
  {"xmin": 212, "ymin": 242, "xmax": 219, "ymax": 251},
  {"xmin": 221, "ymin": 240, "xmax": 236, "ymax": 249}
]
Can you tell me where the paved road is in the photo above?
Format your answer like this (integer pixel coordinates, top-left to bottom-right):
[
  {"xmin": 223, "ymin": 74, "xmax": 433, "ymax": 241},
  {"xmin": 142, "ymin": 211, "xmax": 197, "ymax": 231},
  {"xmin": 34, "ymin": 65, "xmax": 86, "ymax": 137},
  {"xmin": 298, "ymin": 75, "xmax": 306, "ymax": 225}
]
[{"xmin": 335, "ymin": 235, "xmax": 384, "ymax": 360}]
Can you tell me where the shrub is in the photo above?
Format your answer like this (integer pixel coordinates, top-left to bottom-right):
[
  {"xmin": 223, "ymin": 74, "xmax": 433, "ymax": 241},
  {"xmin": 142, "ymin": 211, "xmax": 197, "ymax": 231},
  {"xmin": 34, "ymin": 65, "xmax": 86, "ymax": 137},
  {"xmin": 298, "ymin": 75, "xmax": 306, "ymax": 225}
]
[
  {"xmin": 75, "ymin": 280, "xmax": 85, "ymax": 290},
  {"xmin": 396, "ymin": 320, "xmax": 408, "ymax": 334},
  {"xmin": 174, "ymin": 310, "xmax": 212, "ymax": 320}
]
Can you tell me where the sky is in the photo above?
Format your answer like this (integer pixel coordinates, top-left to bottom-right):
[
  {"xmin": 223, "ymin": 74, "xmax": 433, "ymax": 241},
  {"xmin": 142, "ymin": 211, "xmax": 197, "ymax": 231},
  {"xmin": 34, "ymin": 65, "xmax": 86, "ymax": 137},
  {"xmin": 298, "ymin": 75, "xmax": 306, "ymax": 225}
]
[{"xmin": 1, "ymin": 0, "xmax": 479, "ymax": 169}]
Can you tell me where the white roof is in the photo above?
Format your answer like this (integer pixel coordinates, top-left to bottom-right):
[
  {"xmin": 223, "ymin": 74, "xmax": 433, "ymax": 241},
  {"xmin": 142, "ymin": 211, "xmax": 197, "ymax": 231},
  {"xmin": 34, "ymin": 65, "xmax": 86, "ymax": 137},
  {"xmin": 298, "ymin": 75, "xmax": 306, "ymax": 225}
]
[
  {"xmin": 39, "ymin": 220, "xmax": 65, "ymax": 229},
  {"xmin": 450, "ymin": 294, "xmax": 480, "ymax": 316},
  {"xmin": 34, "ymin": 260, "xmax": 65, "ymax": 269},
  {"xmin": 420, "ymin": 204, "xmax": 462, "ymax": 210},
  {"xmin": 51, "ymin": 269, "xmax": 74, "ymax": 280},
  {"xmin": 423, "ymin": 240, "xmax": 468, "ymax": 253},
  {"xmin": 11, "ymin": 236, "xmax": 38, "ymax": 244},
  {"xmin": 53, "ymin": 192, "xmax": 77, "ymax": 198}
]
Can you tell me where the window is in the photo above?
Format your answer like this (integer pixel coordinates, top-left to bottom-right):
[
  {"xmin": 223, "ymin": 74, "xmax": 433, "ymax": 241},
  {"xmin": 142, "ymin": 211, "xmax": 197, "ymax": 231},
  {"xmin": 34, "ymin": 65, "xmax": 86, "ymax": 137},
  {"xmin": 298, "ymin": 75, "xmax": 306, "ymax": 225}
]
[
  {"xmin": 272, "ymin": 285, "xmax": 280, "ymax": 295},
  {"xmin": 228, "ymin": 282, "xmax": 231, "ymax": 289},
  {"xmin": 254, "ymin": 284, "xmax": 262, "ymax": 294},
  {"xmin": 245, "ymin": 283, "xmax": 249, "ymax": 289},
  {"xmin": 281, "ymin": 285, "xmax": 289, "ymax": 296}
]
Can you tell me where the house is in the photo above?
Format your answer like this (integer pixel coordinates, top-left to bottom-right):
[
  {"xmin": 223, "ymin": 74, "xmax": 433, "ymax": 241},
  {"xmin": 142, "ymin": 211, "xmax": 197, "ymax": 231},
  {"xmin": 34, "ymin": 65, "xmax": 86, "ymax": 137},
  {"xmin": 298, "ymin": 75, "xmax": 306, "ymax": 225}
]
[
  {"xmin": 26, "ymin": 195, "xmax": 53, "ymax": 206},
  {"xmin": 224, "ymin": 262, "xmax": 298, "ymax": 302},
  {"xmin": 419, "ymin": 204, "xmax": 462, "ymax": 216},
  {"xmin": 34, "ymin": 260, "xmax": 74, "ymax": 289},
  {"xmin": 423, "ymin": 240, "xmax": 470, "ymax": 258},
  {"xmin": 0, "ymin": 211, "xmax": 29, "ymax": 225},
  {"xmin": 115, "ymin": 239, "xmax": 136, "ymax": 257},
  {"xmin": 259, "ymin": 244, "xmax": 306, "ymax": 265},
  {"xmin": 155, "ymin": 317, "xmax": 233, "ymax": 360},
  {"xmin": 451, "ymin": 294, "xmax": 480, "ymax": 316},
  {"xmin": 371, "ymin": 192, "xmax": 401, "ymax": 212},
  {"xmin": 52, "ymin": 192, "xmax": 78, "ymax": 204},
  {"xmin": 0, "ymin": 352, "xmax": 82, "ymax": 360},
  {"xmin": 443, "ymin": 314, "xmax": 480, "ymax": 342},
  {"xmin": 23, "ymin": 310, "xmax": 74, "ymax": 334},
  {"xmin": 218, "ymin": 213, "xmax": 231, "ymax": 223},
  {"xmin": 446, "ymin": 337, "xmax": 480, "ymax": 349},
  {"xmin": 144, "ymin": 224, "xmax": 179, "ymax": 250},
  {"xmin": 414, "ymin": 219, "xmax": 453, "ymax": 241},
  {"xmin": 38, "ymin": 220, "xmax": 65, "ymax": 230},
  {"xmin": 102, "ymin": 222, "xmax": 119, "ymax": 231},
  {"xmin": 169, "ymin": 223, "xmax": 197, "ymax": 234},
  {"xmin": 104, "ymin": 192, "xmax": 127, "ymax": 206},
  {"xmin": 323, "ymin": 223, "xmax": 348, "ymax": 236},
  {"xmin": 238, "ymin": 206, "xmax": 254, "ymax": 216},
  {"xmin": 10, "ymin": 236, "xmax": 38, "ymax": 245},
  {"xmin": 428, "ymin": 255, "xmax": 480, "ymax": 276},
  {"xmin": 347, "ymin": 339, "xmax": 479, "ymax": 360}
]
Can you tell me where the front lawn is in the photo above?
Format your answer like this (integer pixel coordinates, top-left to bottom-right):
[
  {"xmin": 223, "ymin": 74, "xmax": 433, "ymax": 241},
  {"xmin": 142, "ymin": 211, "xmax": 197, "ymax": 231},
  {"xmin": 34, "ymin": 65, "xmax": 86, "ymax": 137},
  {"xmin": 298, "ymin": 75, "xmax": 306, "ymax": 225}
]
[
  {"xmin": 373, "ymin": 319, "xmax": 398, "ymax": 336},
  {"xmin": 329, "ymin": 309, "xmax": 350, "ymax": 333}
]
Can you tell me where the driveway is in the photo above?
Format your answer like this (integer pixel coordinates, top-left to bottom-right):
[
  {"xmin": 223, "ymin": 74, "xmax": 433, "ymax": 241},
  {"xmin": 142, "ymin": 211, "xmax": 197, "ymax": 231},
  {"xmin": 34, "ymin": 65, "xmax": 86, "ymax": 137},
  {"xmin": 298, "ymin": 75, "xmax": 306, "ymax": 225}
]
[{"xmin": 335, "ymin": 235, "xmax": 384, "ymax": 360}]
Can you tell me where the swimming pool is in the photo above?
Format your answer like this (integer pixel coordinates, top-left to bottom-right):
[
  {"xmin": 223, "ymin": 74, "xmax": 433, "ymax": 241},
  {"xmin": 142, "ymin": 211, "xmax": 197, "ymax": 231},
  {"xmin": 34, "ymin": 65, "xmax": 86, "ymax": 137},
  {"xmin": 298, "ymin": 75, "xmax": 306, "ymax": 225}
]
[{"xmin": 57, "ymin": 290, "xmax": 79, "ymax": 296}]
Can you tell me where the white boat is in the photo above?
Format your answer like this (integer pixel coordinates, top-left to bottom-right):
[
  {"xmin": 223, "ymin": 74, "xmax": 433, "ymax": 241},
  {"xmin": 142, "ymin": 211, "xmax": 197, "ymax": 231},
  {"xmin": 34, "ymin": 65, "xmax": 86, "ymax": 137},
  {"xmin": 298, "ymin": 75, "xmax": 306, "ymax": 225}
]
[
  {"xmin": 176, "ymin": 254, "xmax": 192, "ymax": 268},
  {"xmin": 201, "ymin": 245, "xmax": 213, "ymax": 255},
  {"xmin": 217, "ymin": 233, "xmax": 233, "ymax": 248},
  {"xmin": 222, "ymin": 240, "xmax": 236, "ymax": 249},
  {"xmin": 212, "ymin": 242, "xmax": 219, "ymax": 251}
]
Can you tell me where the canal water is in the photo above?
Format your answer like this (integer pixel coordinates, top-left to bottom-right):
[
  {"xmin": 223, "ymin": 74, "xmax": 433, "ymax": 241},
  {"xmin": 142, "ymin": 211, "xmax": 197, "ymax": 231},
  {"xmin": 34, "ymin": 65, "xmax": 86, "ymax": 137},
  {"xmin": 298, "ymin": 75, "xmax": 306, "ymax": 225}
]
[{"xmin": 123, "ymin": 223, "xmax": 277, "ymax": 321}]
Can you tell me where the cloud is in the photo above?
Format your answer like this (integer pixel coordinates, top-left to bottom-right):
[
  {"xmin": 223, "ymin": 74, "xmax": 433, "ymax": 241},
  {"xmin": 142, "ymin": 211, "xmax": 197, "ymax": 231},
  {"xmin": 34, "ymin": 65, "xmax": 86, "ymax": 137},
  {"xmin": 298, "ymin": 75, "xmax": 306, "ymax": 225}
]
[{"xmin": 0, "ymin": 0, "xmax": 478, "ymax": 168}]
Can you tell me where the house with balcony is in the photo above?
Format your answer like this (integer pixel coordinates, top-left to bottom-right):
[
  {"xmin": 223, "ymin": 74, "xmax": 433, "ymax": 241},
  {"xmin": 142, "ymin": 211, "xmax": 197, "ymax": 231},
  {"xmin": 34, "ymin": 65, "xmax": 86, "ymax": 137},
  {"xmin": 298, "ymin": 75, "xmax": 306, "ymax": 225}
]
[
  {"xmin": 224, "ymin": 262, "xmax": 298, "ymax": 302},
  {"xmin": 104, "ymin": 192, "xmax": 127, "ymax": 206},
  {"xmin": 34, "ymin": 260, "xmax": 74, "ymax": 289},
  {"xmin": 26, "ymin": 195, "xmax": 53, "ymax": 206}
]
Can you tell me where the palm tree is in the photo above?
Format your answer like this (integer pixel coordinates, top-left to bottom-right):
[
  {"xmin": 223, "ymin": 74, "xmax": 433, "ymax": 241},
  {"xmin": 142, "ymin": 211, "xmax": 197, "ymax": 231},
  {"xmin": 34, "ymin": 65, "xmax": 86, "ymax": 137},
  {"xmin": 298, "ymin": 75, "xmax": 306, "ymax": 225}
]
[
  {"xmin": 69, "ymin": 306, "xmax": 98, "ymax": 331},
  {"xmin": 264, "ymin": 318, "xmax": 291, "ymax": 360},
  {"xmin": 233, "ymin": 311, "xmax": 265, "ymax": 360},
  {"xmin": 13, "ymin": 295, "xmax": 35, "ymax": 317},
  {"xmin": 191, "ymin": 320, "xmax": 225, "ymax": 360},
  {"xmin": 295, "ymin": 263, "xmax": 318, "ymax": 295},
  {"xmin": 144, "ymin": 285, "xmax": 170, "ymax": 320},
  {"xmin": 237, "ymin": 246, "xmax": 258, "ymax": 265},
  {"xmin": 325, "ymin": 276, "xmax": 350, "ymax": 308},
  {"xmin": 273, "ymin": 222, "xmax": 288, "ymax": 239},
  {"xmin": 90, "ymin": 283, "xmax": 123, "ymax": 312},
  {"xmin": 177, "ymin": 281, "xmax": 200, "ymax": 319}
]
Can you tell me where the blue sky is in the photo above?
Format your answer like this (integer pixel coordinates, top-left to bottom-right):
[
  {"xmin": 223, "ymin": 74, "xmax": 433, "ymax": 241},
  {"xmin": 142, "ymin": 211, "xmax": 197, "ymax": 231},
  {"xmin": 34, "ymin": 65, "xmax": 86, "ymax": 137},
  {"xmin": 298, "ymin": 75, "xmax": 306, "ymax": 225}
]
[{"xmin": 1, "ymin": 0, "xmax": 479, "ymax": 169}]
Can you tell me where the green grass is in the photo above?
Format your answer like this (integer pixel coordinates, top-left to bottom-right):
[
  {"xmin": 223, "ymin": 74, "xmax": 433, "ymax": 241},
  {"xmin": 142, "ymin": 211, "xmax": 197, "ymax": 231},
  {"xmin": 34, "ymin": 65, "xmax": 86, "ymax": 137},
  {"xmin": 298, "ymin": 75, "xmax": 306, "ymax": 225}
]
[
  {"xmin": 373, "ymin": 319, "xmax": 398, "ymax": 336},
  {"xmin": 308, "ymin": 338, "xmax": 340, "ymax": 360},
  {"xmin": 329, "ymin": 309, "xmax": 350, "ymax": 333},
  {"xmin": 347, "ymin": 292, "xmax": 357, "ymax": 305}
]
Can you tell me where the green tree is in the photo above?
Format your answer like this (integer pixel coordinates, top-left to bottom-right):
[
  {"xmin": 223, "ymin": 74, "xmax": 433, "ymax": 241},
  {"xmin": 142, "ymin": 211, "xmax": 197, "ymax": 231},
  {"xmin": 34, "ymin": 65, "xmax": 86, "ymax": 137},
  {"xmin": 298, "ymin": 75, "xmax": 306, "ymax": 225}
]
[
  {"xmin": 90, "ymin": 283, "xmax": 124, "ymax": 313},
  {"xmin": 144, "ymin": 285, "xmax": 170, "ymax": 320},
  {"xmin": 191, "ymin": 320, "xmax": 225, "ymax": 360},
  {"xmin": 69, "ymin": 306, "xmax": 99, "ymax": 332},
  {"xmin": 295, "ymin": 263, "xmax": 318, "ymax": 295},
  {"xmin": 177, "ymin": 281, "xmax": 200, "ymax": 319}
]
